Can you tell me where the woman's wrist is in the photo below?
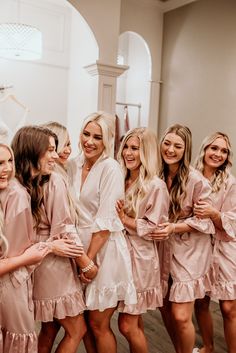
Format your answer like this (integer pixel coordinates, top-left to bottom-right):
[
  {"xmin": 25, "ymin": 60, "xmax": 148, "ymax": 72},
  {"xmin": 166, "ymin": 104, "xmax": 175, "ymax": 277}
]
[
  {"xmin": 81, "ymin": 259, "xmax": 95, "ymax": 273},
  {"xmin": 211, "ymin": 209, "xmax": 221, "ymax": 222}
]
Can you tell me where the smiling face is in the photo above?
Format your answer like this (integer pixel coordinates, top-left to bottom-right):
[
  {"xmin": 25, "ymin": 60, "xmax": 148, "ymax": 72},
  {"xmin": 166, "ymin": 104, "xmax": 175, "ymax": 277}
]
[
  {"xmin": 80, "ymin": 121, "xmax": 105, "ymax": 163},
  {"xmin": 204, "ymin": 137, "xmax": 228, "ymax": 171},
  {"xmin": 161, "ymin": 132, "xmax": 185, "ymax": 167},
  {"xmin": 58, "ymin": 139, "xmax": 71, "ymax": 165},
  {"xmin": 122, "ymin": 135, "xmax": 141, "ymax": 172},
  {"xmin": 0, "ymin": 146, "xmax": 13, "ymax": 190},
  {"xmin": 39, "ymin": 136, "xmax": 59, "ymax": 175}
]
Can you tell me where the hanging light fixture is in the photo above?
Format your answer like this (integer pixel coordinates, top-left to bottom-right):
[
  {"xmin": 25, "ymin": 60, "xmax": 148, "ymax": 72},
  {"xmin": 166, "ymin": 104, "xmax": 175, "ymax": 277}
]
[{"xmin": 0, "ymin": 1, "xmax": 42, "ymax": 61}]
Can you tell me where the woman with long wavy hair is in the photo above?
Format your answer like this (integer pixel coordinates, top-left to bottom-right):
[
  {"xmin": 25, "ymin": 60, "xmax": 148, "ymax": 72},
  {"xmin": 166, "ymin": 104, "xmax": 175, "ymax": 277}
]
[
  {"xmin": 151, "ymin": 124, "xmax": 214, "ymax": 353},
  {"xmin": 11, "ymin": 126, "xmax": 88, "ymax": 353},
  {"xmin": 116, "ymin": 127, "xmax": 169, "ymax": 353},
  {"xmin": 0, "ymin": 137, "xmax": 51, "ymax": 353},
  {"xmin": 194, "ymin": 132, "xmax": 236, "ymax": 353}
]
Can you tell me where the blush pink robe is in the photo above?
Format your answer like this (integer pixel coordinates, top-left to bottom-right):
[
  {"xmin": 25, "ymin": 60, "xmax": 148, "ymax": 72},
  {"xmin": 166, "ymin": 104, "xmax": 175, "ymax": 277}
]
[
  {"xmin": 161, "ymin": 168, "xmax": 215, "ymax": 302},
  {"xmin": 210, "ymin": 174, "xmax": 236, "ymax": 300},
  {"xmin": 119, "ymin": 176, "xmax": 169, "ymax": 314},
  {"xmin": 33, "ymin": 172, "xmax": 85, "ymax": 322},
  {"xmin": 0, "ymin": 179, "xmax": 37, "ymax": 353}
]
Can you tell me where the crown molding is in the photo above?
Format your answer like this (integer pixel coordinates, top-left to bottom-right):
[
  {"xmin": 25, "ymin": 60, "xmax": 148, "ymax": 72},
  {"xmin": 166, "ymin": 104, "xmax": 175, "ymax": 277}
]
[{"xmin": 84, "ymin": 61, "xmax": 129, "ymax": 77}]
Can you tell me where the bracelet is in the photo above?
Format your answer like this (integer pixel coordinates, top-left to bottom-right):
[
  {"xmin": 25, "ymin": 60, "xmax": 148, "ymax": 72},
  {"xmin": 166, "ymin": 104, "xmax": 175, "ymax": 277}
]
[{"xmin": 81, "ymin": 260, "xmax": 95, "ymax": 273}]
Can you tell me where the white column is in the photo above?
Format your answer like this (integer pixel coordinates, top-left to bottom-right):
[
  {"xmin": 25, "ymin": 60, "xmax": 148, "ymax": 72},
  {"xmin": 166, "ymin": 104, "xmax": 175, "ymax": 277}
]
[
  {"xmin": 84, "ymin": 60, "xmax": 129, "ymax": 115},
  {"xmin": 148, "ymin": 79, "xmax": 163, "ymax": 136}
]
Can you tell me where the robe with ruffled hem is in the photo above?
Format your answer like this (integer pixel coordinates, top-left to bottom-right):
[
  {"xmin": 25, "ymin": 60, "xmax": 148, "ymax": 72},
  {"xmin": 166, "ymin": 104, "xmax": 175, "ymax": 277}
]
[
  {"xmin": 0, "ymin": 178, "xmax": 37, "ymax": 353},
  {"xmin": 33, "ymin": 172, "xmax": 85, "ymax": 322},
  {"xmin": 209, "ymin": 174, "xmax": 236, "ymax": 300},
  {"xmin": 68, "ymin": 155, "xmax": 137, "ymax": 311},
  {"xmin": 118, "ymin": 176, "xmax": 169, "ymax": 314},
  {"xmin": 160, "ymin": 168, "xmax": 215, "ymax": 303}
]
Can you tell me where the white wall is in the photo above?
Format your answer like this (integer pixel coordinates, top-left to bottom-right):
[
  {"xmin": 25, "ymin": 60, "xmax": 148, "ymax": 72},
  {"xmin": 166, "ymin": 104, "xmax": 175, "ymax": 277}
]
[
  {"xmin": 120, "ymin": 0, "xmax": 164, "ymax": 131},
  {"xmin": 66, "ymin": 8, "xmax": 98, "ymax": 155},
  {"xmin": 68, "ymin": 0, "xmax": 121, "ymax": 63},
  {"xmin": 0, "ymin": 0, "xmax": 71, "ymax": 134},
  {"xmin": 160, "ymin": 0, "xmax": 236, "ymax": 170},
  {"xmin": 116, "ymin": 32, "xmax": 151, "ymax": 133}
]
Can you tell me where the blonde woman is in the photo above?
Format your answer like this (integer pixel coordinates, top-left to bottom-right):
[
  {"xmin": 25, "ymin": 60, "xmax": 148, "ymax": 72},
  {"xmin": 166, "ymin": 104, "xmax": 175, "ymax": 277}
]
[
  {"xmin": 0, "ymin": 139, "xmax": 50, "ymax": 353},
  {"xmin": 151, "ymin": 124, "xmax": 214, "ymax": 353},
  {"xmin": 43, "ymin": 122, "xmax": 72, "ymax": 178},
  {"xmin": 194, "ymin": 132, "xmax": 236, "ymax": 353},
  {"xmin": 116, "ymin": 127, "xmax": 169, "ymax": 353},
  {"xmin": 68, "ymin": 112, "xmax": 136, "ymax": 353}
]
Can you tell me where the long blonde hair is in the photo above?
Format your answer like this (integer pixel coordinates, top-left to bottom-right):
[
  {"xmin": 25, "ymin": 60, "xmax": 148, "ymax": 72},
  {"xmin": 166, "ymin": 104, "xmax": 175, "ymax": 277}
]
[
  {"xmin": 118, "ymin": 127, "xmax": 159, "ymax": 217},
  {"xmin": 159, "ymin": 124, "xmax": 192, "ymax": 222},
  {"xmin": 43, "ymin": 121, "xmax": 80, "ymax": 226},
  {"xmin": 0, "ymin": 142, "xmax": 15, "ymax": 258},
  {"xmin": 195, "ymin": 132, "xmax": 232, "ymax": 192},
  {"xmin": 43, "ymin": 121, "xmax": 70, "ymax": 157},
  {"xmin": 80, "ymin": 111, "xmax": 115, "ymax": 158}
]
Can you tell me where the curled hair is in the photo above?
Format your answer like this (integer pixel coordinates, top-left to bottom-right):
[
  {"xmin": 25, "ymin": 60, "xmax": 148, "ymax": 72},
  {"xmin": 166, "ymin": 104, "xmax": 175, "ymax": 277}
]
[
  {"xmin": 117, "ymin": 127, "xmax": 159, "ymax": 216},
  {"xmin": 43, "ymin": 121, "xmax": 80, "ymax": 225},
  {"xmin": 195, "ymin": 132, "xmax": 232, "ymax": 192},
  {"xmin": 11, "ymin": 126, "xmax": 58, "ymax": 229},
  {"xmin": 80, "ymin": 111, "xmax": 115, "ymax": 157},
  {"xmin": 159, "ymin": 124, "xmax": 192, "ymax": 222},
  {"xmin": 0, "ymin": 142, "xmax": 15, "ymax": 258},
  {"xmin": 43, "ymin": 121, "xmax": 70, "ymax": 156}
]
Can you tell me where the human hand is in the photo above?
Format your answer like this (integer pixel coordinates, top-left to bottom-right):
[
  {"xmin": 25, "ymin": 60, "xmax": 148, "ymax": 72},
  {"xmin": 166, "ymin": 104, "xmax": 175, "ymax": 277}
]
[
  {"xmin": 194, "ymin": 201, "xmax": 217, "ymax": 219},
  {"xmin": 48, "ymin": 239, "xmax": 84, "ymax": 258},
  {"xmin": 21, "ymin": 242, "xmax": 50, "ymax": 266},
  {"xmin": 116, "ymin": 199, "xmax": 126, "ymax": 223},
  {"xmin": 148, "ymin": 222, "xmax": 175, "ymax": 240},
  {"xmin": 83, "ymin": 264, "xmax": 98, "ymax": 280},
  {"xmin": 79, "ymin": 271, "xmax": 92, "ymax": 284}
]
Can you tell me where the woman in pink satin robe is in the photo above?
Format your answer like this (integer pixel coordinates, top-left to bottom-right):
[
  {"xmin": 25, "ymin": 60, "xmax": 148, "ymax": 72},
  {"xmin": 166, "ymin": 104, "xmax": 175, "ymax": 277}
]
[
  {"xmin": 0, "ymin": 139, "xmax": 51, "ymax": 353},
  {"xmin": 116, "ymin": 127, "xmax": 169, "ymax": 353},
  {"xmin": 11, "ymin": 126, "xmax": 87, "ymax": 353},
  {"xmin": 194, "ymin": 132, "xmax": 236, "ymax": 353},
  {"xmin": 152, "ymin": 124, "xmax": 214, "ymax": 353}
]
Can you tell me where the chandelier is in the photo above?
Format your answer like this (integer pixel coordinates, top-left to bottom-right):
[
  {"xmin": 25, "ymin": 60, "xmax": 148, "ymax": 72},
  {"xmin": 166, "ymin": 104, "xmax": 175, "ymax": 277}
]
[{"xmin": 0, "ymin": 1, "xmax": 42, "ymax": 61}]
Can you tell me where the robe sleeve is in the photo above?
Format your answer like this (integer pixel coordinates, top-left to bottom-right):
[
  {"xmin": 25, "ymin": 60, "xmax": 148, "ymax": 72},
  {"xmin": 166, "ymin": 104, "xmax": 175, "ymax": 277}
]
[
  {"xmin": 184, "ymin": 175, "xmax": 215, "ymax": 234},
  {"xmin": 135, "ymin": 181, "xmax": 169, "ymax": 239},
  {"xmin": 91, "ymin": 161, "xmax": 124, "ymax": 233},
  {"xmin": 45, "ymin": 173, "xmax": 83, "ymax": 246},
  {"xmin": 219, "ymin": 181, "xmax": 236, "ymax": 240}
]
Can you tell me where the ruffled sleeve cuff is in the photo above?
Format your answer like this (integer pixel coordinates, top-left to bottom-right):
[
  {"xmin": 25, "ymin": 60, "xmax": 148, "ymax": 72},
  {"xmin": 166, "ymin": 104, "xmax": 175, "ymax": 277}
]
[
  {"xmin": 220, "ymin": 212, "xmax": 236, "ymax": 240},
  {"xmin": 49, "ymin": 224, "xmax": 83, "ymax": 245},
  {"xmin": 136, "ymin": 218, "xmax": 156, "ymax": 238},
  {"xmin": 91, "ymin": 217, "xmax": 124, "ymax": 233},
  {"xmin": 10, "ymin": 265, "xmax": 34, "ymax": 287},
  {"xmin": 184, "ymin": 216, "xmax": 215, "ymax": 234}
]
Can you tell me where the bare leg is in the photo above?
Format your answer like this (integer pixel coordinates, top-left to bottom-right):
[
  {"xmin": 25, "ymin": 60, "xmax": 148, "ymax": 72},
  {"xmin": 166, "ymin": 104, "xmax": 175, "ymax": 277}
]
[
  {"xmin": 220, "ymin": 299, "xmax": 236, "ymax": 353},
  {"xmin": 38, "ymin": 320, "xmax": 61, "ymax": 353},
  {"xmin": 172, "ymin": 301, "xmax": 195, "ymax": 353},
  {"xmin": 55, "ymin": 313, "xmax": 87, "ymax": 353},
  {"xmin": 89, "ymin": 307, "xmax": 117, "ymax": 353},
  {"xmin": 118, "ymin": 313, "xmax": 148, "ymax": 353},
  {"xmin": 194, "ymin": 296, "xmax": 214, "ymax": 353},
  {"xmin": 159, "ymin": 297, "xmax": 178, "ymax": 350},
  {"xmin": 83, "ymin": 311, "xmax": 98, "ymax": 353}
]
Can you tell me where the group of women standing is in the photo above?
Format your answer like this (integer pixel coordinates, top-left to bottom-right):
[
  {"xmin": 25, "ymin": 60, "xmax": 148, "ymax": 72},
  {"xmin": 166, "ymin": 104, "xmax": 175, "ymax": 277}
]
[{"xmin": 0, "ymin": 111, "xmax": 235, "ymax": 353}]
